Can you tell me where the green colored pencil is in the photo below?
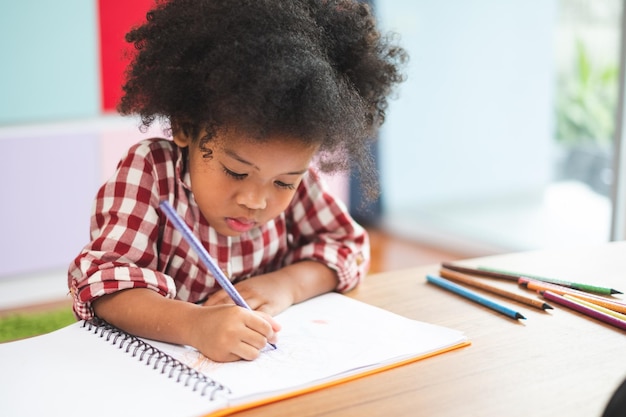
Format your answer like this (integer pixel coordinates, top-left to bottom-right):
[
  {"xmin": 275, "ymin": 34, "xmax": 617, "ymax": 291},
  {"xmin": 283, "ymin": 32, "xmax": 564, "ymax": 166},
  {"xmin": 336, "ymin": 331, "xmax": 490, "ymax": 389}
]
[{"xmin": 477, "ymin": 266, "xmax": 622, "ymax": 295}]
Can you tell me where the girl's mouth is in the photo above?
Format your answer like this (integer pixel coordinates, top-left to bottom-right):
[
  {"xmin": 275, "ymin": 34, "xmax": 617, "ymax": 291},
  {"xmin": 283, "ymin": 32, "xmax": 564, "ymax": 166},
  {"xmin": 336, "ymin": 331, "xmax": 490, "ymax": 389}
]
[{"xmin": 225, "ymin": 217, "xmax": 257, "ymax": 233}]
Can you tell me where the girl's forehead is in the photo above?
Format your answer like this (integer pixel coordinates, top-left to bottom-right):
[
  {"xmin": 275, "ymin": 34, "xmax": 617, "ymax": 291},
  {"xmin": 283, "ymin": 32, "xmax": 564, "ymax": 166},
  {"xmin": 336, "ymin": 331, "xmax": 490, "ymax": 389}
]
[
  {"xmin": 214, "ymin": 130, "xmax": 318, "ymax": 154},
  {"xmin": 213, "ymin": 133, "xmax": 319, "ymax": 171}
]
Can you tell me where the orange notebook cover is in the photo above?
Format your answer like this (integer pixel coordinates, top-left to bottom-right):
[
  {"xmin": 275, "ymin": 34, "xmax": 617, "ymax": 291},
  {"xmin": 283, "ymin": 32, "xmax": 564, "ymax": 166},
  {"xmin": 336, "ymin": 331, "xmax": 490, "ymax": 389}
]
[{"xmin": 1, "ymin": 293, "xmax": 468, "ymax": 417}]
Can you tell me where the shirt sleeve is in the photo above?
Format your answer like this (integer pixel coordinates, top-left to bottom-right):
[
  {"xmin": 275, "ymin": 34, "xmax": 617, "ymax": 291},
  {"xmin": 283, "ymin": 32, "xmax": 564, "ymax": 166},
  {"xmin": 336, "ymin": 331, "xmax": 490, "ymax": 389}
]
[
  {"xmin": 283, "ymin": 169, "xmax": 370, "ymax": 292},
  {"xmin": 67, "ymin": 140, "xmax": 178, "ymax": 321}
]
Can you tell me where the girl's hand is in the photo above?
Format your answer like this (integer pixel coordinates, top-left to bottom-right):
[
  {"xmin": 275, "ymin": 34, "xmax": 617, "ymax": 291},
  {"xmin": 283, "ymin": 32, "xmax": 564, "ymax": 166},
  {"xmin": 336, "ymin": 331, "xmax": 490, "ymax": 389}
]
[
  {"xmin": 189, "ymin": 304, "xmax": 281, "ymax": 362},
  {"xmin": 92, "ymin": 288, "xmax": 281, "ymax": 363},
  {"xmin": 203, "ymin": 272, "xmax": 294, "ymax": 316}
]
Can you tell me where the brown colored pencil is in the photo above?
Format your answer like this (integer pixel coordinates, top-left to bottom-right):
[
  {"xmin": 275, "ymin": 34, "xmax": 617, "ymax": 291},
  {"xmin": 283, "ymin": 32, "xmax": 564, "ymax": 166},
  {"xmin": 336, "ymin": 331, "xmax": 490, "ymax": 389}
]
[
  {"xmin": 441, "ymin": 262, "xmax": 519, "ymax": 281},
  {"xmin": 439, "ymin": 268, "xmax": 553, "ymax": 311}
]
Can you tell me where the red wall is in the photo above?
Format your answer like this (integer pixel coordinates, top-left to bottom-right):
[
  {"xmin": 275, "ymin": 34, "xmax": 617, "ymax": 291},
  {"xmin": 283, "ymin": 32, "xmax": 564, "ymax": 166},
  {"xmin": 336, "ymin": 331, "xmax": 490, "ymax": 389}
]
[{"xmin": 98, "ymin": 0, "xmax": 154, "ymax": 112}]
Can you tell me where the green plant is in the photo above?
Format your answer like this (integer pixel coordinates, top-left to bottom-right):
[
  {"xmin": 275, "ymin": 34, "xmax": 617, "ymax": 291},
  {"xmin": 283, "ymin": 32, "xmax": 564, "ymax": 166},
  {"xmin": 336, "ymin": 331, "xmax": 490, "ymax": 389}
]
[{"xmin": 555, "ymin": 39, "xmax": 619, "ymax": 147}]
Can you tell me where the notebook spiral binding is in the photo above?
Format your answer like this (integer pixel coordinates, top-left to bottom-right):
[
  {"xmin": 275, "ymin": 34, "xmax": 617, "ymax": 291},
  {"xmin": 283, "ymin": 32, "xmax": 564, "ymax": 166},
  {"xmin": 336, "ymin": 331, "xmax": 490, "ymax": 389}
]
[{"xmin": 83, "ymin": 320, "xmax": 231, "ymax": 400}]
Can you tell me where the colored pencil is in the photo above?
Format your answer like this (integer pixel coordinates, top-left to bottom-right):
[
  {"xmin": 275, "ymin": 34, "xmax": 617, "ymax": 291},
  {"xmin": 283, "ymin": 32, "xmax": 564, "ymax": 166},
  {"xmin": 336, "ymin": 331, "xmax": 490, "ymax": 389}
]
[
  {"xmin": 426, "ymin": 274, "xmax": 526, "ymax": 320},
  {"xmin": 520, "ymin": 278, "xmax": 626, "ymax": 314},
  {"xmin": 540, "ymin": 290, "xmax": 626, "ymax": 331},
  {"xmin": 562, "ymin": 295, "xmax": 626, "ymax": 321},
  {"xmin": 439, "ymin": 268, "xmax": 552, "ymax": 311},
  {"xmin": 478, "ymin": 265, "xmax": 621, "ymax": 295},
  {"xmin": 440, "ymin": 262, "xmax": 518, "ymax": 281}
]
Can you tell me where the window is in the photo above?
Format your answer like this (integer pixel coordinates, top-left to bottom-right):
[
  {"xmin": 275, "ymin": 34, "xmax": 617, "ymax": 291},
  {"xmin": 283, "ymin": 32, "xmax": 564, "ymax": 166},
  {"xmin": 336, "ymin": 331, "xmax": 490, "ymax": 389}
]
[{"xmin": 376, "ymin": 0, "xmax": 623, "ymax": 255}]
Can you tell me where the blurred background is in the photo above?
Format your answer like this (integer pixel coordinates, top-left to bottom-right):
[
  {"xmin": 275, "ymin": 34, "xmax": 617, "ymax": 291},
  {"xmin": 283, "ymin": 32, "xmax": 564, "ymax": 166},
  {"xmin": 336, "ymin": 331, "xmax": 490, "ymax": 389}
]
[
  {"xmin": 1, "ymin": 0, "xmax": 626, "ymax": 309},
  {"xmin": 375, "ymin": 0, "xmax": 625, "ymax": 254}
]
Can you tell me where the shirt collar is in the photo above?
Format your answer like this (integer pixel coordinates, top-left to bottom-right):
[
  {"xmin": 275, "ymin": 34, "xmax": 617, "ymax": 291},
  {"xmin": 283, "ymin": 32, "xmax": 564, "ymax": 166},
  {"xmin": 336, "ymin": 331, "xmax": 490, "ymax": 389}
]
[{"xmin": 175, "ymin": 145, "xmax": 192, "ymax": 192}]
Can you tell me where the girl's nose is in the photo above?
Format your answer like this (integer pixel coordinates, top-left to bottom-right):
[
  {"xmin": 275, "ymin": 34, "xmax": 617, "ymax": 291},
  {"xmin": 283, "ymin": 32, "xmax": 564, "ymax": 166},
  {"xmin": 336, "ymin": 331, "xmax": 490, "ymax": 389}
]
[{"xmin": 236, "ymin": 186, "xmax": 267, "ymax": 210}]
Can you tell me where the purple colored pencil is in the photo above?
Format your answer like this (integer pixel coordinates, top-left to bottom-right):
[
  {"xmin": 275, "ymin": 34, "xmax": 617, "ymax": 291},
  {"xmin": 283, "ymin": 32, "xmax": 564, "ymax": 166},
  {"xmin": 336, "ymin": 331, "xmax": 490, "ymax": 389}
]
[{"xmin": 541, "ymin": 290, "xmax": 626, "ymax": 331}]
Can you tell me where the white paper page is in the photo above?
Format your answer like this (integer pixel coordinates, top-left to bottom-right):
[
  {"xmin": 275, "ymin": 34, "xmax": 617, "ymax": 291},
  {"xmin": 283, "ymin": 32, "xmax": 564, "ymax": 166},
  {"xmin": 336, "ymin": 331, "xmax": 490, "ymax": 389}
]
[
  {"xmin": 152, "ymin": 293, "xmax": 467, "ymax": 401},
  {"xmin": 0, "ymin": 322, "xmax": 226, "ymax": 417}
]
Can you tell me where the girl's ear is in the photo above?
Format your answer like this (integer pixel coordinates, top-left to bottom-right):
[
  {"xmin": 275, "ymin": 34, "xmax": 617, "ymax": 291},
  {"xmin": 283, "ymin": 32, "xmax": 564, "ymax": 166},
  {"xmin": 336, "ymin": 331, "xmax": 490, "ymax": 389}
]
[{"xmin": 172, "ymin": 133, "xmax": 191, "ymax": 148}]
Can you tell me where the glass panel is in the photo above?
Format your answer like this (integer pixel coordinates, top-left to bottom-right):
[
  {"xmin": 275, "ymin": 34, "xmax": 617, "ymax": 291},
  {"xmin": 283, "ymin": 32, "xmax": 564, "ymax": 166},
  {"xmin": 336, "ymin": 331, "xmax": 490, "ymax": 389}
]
[{"xmin": 375, "ymin": 0, "xmax": 622, "ymax": 255}]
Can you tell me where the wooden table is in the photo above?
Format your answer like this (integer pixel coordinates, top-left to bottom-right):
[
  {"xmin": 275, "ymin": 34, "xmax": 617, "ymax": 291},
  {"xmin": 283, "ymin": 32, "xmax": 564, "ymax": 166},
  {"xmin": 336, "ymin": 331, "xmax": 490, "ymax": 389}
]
[{"xmin": 233, "ymin": 242, "xmax": 626, "ymax": 417}]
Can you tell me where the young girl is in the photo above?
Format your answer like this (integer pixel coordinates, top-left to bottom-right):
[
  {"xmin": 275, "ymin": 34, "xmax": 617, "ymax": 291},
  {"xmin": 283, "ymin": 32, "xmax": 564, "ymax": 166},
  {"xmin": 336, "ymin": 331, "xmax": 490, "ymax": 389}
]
[{"xmin": 68, "ymin": 0, "xmax": 406, "ymax": 362}]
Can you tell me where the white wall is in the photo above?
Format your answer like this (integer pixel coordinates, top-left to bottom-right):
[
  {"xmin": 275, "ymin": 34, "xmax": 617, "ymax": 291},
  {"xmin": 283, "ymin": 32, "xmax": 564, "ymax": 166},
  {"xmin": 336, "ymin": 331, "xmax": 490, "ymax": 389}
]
[{"xmin": 0, "ymin": 118, "xmax": 163, "ymax": 279}]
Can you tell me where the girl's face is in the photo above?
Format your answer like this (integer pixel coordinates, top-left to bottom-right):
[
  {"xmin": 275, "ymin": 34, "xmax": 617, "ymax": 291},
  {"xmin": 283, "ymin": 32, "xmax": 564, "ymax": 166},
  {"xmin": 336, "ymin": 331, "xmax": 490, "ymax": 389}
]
[{"xmin": 174, "ymin": 130, "xmax": 318, "ymax": 236}]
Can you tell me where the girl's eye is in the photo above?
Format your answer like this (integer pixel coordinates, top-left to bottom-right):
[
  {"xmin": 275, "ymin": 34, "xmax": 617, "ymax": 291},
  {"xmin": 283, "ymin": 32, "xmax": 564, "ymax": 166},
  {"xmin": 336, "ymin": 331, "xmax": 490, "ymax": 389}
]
[
  {"xmin": 275, "ymin": 181, "xmax": 296, "ymax": 190},
  {"xmin": 223, "ymin": 167, "xmax": 247, "ymax": 180}
]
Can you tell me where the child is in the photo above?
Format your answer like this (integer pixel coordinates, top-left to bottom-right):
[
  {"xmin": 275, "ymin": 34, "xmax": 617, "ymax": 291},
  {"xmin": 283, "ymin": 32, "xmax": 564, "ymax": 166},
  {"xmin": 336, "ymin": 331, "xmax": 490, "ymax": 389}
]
[{"xmin": 68, "ymin": 0, "xmax": 406, "ymax": 362}]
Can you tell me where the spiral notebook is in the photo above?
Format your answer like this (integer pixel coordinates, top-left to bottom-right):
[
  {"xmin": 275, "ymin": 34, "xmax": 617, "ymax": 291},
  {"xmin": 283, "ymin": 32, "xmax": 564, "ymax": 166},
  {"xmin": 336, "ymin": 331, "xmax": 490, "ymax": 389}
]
[{"xmin": 0, "ymin": 293, "xmax": 468, "ymax": 417}]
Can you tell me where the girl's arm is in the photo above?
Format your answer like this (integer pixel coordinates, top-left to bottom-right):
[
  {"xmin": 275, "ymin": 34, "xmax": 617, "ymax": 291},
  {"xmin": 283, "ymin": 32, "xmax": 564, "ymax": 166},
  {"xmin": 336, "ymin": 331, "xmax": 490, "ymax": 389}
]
[{"xmin": 203, "ymin": 260, "xmax": 338, "ymax": 315}]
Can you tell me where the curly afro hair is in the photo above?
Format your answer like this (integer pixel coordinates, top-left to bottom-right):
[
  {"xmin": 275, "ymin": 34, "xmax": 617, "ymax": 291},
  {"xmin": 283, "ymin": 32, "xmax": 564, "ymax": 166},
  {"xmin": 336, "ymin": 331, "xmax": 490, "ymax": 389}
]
[{"xmin": 118, "ymin": 0, "xmax": 407, "ymax": 197}]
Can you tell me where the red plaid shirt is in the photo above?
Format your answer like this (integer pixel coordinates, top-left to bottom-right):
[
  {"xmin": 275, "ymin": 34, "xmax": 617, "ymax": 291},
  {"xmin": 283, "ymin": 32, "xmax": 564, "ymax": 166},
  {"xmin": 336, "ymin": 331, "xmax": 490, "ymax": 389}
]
[{"xmin": 68, "ymin": 139, "xmax": 369, "ymax": 320}]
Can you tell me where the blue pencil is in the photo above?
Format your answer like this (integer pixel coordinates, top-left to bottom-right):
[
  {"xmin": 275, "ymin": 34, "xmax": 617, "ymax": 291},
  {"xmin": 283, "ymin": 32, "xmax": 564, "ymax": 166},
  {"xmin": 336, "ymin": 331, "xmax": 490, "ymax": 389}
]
[
  {"xmin": 426, "ymin": 274, "xmax": 526, "ymax": 320},
  {"xmin": 159, "ymin": 200, "xmax": 277, "ymax": 348}
]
